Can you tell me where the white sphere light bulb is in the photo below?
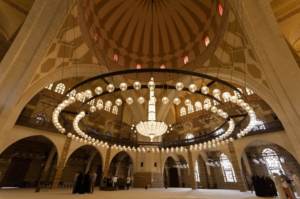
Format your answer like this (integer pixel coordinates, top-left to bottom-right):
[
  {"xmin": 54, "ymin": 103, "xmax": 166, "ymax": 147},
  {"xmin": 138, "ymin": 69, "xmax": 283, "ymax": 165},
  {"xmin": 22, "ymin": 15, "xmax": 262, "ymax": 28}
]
[
  {"xmin": 84, "ymin": 90, "xmax": 92, "ymax": 98},
  {"xmin": 189, "ymin": 84, "xmax": 197, "ymax": 92},
  {"xmin": 95, "ymin": 87, "xmax": 103, "ymax": 95},
  {"xmin": 115, "ymin": 99, "xmax": 122, "ymax": 106},
  {"xmin": 211, "ymin": 106, "xmax": 218, "ymax": 113},
  {"xmin": 201, "ymin": 86, "xmax": 210, "ymax": 95},
  {"xmin": 106, "ymin": 101, "xmax": 112, "ymax": 107},
  {"xmin": 230, "ymin": 95, "xmax": 238, "ymax": 103},
  {"xmin": 222, "ymin": 92, "xmax": 231, "ymax": 101},
  {"xmin": 126, "ymin": 97, "xmax": 133, "ymax": 105},
  {"xmin": 203, "ymin": 103, "xmax": 211, "ymax": 111},
  {"xmin": 173, "ymin": 98, "xmax": 181, "ymax": 105},
  {"xmin": 96, "ymin": 103, "xmax": 103, "ymax": 110},
  {"xmin": 176, "ymin": 82, "xmax": 184, "ymax": 91},
  {"xmin": 184, "ymin": 99, "xmax": 192, "ymax": 106},
  {"xmin": 195, "ymin": 101, "xmax": 201, "ymax": 108},
  {"xmin": 212, "ymin": 89, "xmax": 221, "ymax": 96},
  {"xmin": 76, "ymin": 93, "xmax": 82, "ymax": 101},
  {"xmin": 138, "ymin": 97, "xmax": 145, "ymax": 104},
  {"xmin": 107, "ymin": 84, "xmax": 115, "ymax": 93},
  {"xmin": 148, "ymin": 78, "xmax": 155, "ymax": 90},
  {"xmin": 162, "ymin": 97, "xmax": 169, "ymax": 105},
  {"xmin": 133, "ymin": 81, "xmax": 141, "ymax": 90},
  {"xmin": 90, "ymin": 106, "xmax": 96, "ymax": 113},
  {"xmin": 119, "ymin": 82, "xmax": 128, "ymax": 91}
]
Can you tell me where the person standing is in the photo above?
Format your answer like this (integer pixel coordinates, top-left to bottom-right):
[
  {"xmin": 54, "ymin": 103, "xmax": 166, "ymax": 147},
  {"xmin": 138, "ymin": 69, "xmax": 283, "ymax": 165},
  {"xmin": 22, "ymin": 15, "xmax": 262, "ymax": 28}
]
[
  {"xmin": 290, "ymin": 171, "xmax": 300, "ymax": 197},
  {"xmin": 72, "ymin": 171, "xmax": 80, "ymax": 193},
  {"xmin": 90, "ymin": 170, "xmax": 97, "ymax": 194},
  {"xmin": 82, "ymin": 171, "xmax": 91, "ymax": 193},
  {"xmin": 73, "ymin": 172, "xmax": 83, "ymax": 194},
  {"xmin": 126, "ymin": 176, "xmax": 131, "ymax": 190}
]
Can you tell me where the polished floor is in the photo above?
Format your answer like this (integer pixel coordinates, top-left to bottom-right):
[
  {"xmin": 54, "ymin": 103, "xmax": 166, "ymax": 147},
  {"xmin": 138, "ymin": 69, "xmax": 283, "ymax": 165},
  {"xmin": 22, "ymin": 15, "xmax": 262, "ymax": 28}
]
[{"xmin": 1, "ymin": 188, "xmax": 298, "ymax": 199}]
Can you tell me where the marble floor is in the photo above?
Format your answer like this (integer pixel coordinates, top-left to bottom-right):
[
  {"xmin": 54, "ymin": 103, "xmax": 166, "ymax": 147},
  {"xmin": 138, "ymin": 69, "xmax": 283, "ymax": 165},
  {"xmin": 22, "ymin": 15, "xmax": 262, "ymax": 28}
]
[{"xmin": 1, "ymin": 188, "xmax": 297, "ymax": 199}]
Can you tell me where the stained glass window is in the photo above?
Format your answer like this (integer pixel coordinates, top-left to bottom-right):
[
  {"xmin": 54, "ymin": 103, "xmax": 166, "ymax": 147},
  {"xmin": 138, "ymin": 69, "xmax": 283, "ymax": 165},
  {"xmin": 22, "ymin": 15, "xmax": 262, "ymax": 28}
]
[
  {"xmin": 195, "ymin": 101, "xmax": 202, "ymax": 111},
  {"xmin": 251, "ymin": 119, "xmax": 266, "ymax": 131},
  {"xmin": 114, "ymin": 54, "xmax": 118, "ymax": 62},
  {"xmin": 94, "ymin": 33, "xmax": 99, "ymax": 41},
  {"xmin": 246, "ymin": 87, "xmax": 254, "ymax": 95},
  {"xmin": 112, "ymin": 105, "xmax": 118, "ymax": 115},
  {"xmin": 204, "ymin": 98, "xmax": 211, "ymax": 106},
  {"xmin": 219, "ymin": 5, "xmax": 223, "ymax": 16},
  {"xmin": 160, "ymin": 65, "xmax": 165, "ymax": 69},
  {"xmin": 87, "ymin": 99, "xmax": 95, "ymax": 105},
  {"xmin": 137, "ymin": 64, "xmax": 141, "ymax": 69},
  {"xmin": 214, "ymin": 95, "xmax": 221, "ymax": 105},
  {"xmin": 262, "ymin": 148, "xmax": 283, "ymax": 175},
  {"xmin": 184, "ymin": 56, "xmax": 189, "ymax": 64},
  {"xmin": 54, "ymin": 83, "xmax": 65, "ymax": 94},
  {"xmin": 205, "ymin": 36, "xmax": 210, "ymax": 46},
  {"xmin": 45, "ymin": 83, "xmax": 53, "ymax": 90},
  {"xmin": 188, "ymin": 105, "xmax": 194, "ymax": 114},
  {"xmin": 66, "ymin": 89, "xmax": 76, "ymax": 97},
  {"xmin": 234, "ymin": 88, "xmax": 243, "ymax": 98},
  {"xmin": 220, "ymin": 153, "xmax": 237, "ymax": 182},
  {"xmin": 195, "ymin": 160, "xmax": 200, "ymax": 182},
  {"xmin": 180, "ymin": 107, "xmax": 186, "ymax": 116},
  {"xmin": 78, "ymin": 92, "xmax": 85, "ymax": 102}
]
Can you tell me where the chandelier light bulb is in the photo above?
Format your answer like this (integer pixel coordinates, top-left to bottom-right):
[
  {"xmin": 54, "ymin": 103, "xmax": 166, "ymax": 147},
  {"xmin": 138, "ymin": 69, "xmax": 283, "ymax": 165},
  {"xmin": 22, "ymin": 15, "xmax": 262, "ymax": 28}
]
[
  {"xmin": 107, "ymin": 84, "xmax": 115, "ymax": 93},
  {"xmin": 96, "ymin": 103, "xmax": 103, "ymax": 110},
  {"xmin": 176, "ymin": 82, "xmax": 184, "ymax": 91},
  {"xmin": 68, "ymin": 96, "xmax": 76, "ymax": 104},
  {"xmin": 230, "ymin": 95, "xmax": 238, "ymax": 103},
  {"xmin": 201, "ymin": 86, "xmax": 210, "ymax": 95},
  {"xmin": 213, "ymin": 89, "xmax": 221, "ymax": 96},
  {"xmin": 90, "ymin": 106, "xmax": 96, "ymax": 113},
  {"xmin": 222, "ymin": 92, "xmax": 231, "ymax": 101},
  {"xmin": 76, "ymin": 93, "xmax": 82, "ymax": 101},
  {"xmin": 189, "ymin": 84, "xmax": 197, "ymax": 92},
  {"xmin": 119, "ymin": 82, "xmax": 128, "ymax": 91},
  {"xmin": 138, "ymin": 97, "xmax": 145, "ymax": 104},
  {"xmin": 115, "ymin": 98, "xmax": 122, "ymax": 106},
  {"xmin": 95, "ymin": 87, "xmax": 103, "ymax": 95},
  {"xmin": 217, "ymin": 109, "xmax": 223, "ymax": 116},
  {"xmin": 173, "ymin": 98, "xmax": 181, "ymax": 105},
  {"xmin": 195, "ymin": 101, "xmax": 201, "ymax": 108},
  {"xmin": 84, "ymin": 90, "xmax": 92, "ymax": 98},
  {"xmin": 126, "ymin": 97, "xmax": 133, "ymax": 105},
  {"xmin": 203, "ymin": 103, "xmax": 211, "ymax": 111},
  {"xmin": 211, "ymin": 106, "xmax": 218, "ymax": 113},
  {"xmin": 221, "ymin": 112, "xmax": 228, "ymax": 119},
  {"xmin": 184, "ymin": 99, "xmax": 192, "ymax": 106},
  {"xmin": 162, "ymin": 97, "xmax": 169, "ymax": 105},
  {"xmin": 106, "ymin": 101, "xmax": 112, "ymax": 108},
  {"xmin": 133, "ymin": 81, "xmax": 141, "ymax": 90},
  {"xmin": 148, "ymin": 78, "xmax": 155, "ymax": 90}
]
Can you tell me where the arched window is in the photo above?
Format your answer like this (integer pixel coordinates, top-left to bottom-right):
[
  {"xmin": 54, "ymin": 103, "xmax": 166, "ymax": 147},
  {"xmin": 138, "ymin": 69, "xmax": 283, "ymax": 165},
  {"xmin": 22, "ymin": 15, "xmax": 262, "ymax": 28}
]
[
  {"xmin": 220, "ymin": 153, "xmax": 237, "ymax": 182},
  {"xmin": 195, "ymin": 160, "xmax": 200, "ymax": 182},
  {"xmin": 137, "ymin": 64, "xmax": 141, "ymax": 69},
  {"xmin": 45, "ymin": 83, "xmax": 53, "ymax": 90},
  {"xmin": 184, "ymin": 56, "xmax": 189, "ymax": 64},
  {"xmin": 188, "ymin": 105, "xmax": 194, "ymax": 114},
  {"xmin": 114, "ymin": 54, "xmax": 118, "ymax": 62},
  {"xmin": 204, "ymin": 98, "xmax": 211, "ymax": 106},
  {"xmin": 87, "ymin": 99, "xmax": 95, "ymax": 105},
  {"xmin": 262, "ymin": 148, "xmax": 283, "ymax": 175},
  {"xmin": 219, "ymin": 5, "xmax": 223, "ymax": 16},
  {"xmin": 234, "ymin": 88, "xmax": 243, "ymax": 98},
  {"xmin": 105, "ymin": 101, "xmax": 112, "ymax": 112},
  {"xmin": 205, "ymin": 36, "xmax": 210, "ymax": 46},
  {"xmin": 180, "ymin": 107, "xmax": 186, "ymax": 116},
  {"xmin": 66, "ymin": 89, "xmax": 76, "ymax": 97},
  {"xmin": 195, "ymin": 101, "xmax": 202, "ymax": 111},
  {"xmin": 215, "ymin": 127, "xmax": 224, "ymax": 135},
  {"xmin": 112, "ymin": 105, "xmax": 118, "ymax": 115},
  {"xmin": 251, "ymin": 119, "xmax": 266, "ymax": 131},
  {"xmin": 78, "ymin": 92, "xmax": 85, "ymax": 102},
  {"xmin": 54, "ymin": 83, "xmax": 65, "ymax": 94},
  {"xmin": 214, "ymin": 95, "xmax": 221, "ymax": 105},
  {"xmin": 32, "ymin": 113, "xmax": 48, "ymax": 126},
  {"xmin": 246, "ymin": 87, "xmax": 254, "ymax": 95},
  {"xmin": 160, "ymin": 65, "xmax": 165, "ymax": 69}
]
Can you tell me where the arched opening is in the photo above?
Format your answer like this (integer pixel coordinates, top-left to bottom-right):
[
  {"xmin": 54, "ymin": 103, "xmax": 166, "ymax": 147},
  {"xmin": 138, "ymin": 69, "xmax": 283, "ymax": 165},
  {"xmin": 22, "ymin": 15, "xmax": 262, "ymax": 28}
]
[
  {"xmin": 196, "ymin": 154, "xmax": 209, "ymax": 188},
  {"xmin": 61, "ymin": 145, "xmax": 103, "ymax": 188},
  {"xmin": 107, "ymin": 151, "xmax": 133, "ymax": 190},
  {"xmin": 164, "ymin": 157, "xmax": 179, "ymax": 188},
  {"xmin": 0, "ymin": 136, "xmax": 57, "ymax": 188}
]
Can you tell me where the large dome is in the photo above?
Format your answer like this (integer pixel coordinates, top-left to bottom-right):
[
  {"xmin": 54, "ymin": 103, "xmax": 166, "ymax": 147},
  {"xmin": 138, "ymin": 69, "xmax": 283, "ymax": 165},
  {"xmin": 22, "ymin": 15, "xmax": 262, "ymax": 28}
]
[{"xmin": 78, "ymin": 0, "xmax": 228, "ymax": 80}]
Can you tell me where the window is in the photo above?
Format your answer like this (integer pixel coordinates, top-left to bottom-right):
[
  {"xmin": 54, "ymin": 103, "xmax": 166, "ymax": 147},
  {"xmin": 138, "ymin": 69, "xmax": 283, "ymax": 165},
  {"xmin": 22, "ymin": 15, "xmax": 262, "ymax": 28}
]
[
  {"xmin": 195, "ymin": 101, "xmax": 202, "ymax": 111},
  {"xmin": 188, "ymin": 105, "xmax": 194, "ymax": 114},
  {"xmin": 220, "ymin": 153, "xmax": 237, "ymax": 182},
  {"xmin": 87, "ymin": 99, "xmax": 95, "ymax": 105},
  {"xmin": 112, "ymin": 105, "xmax": 118, "ymax": 115},
  {"xmin": 54, "ymin": 83, "xmax": 65, "ymax": 94},
  {"xmin": 246, "ymin": 87, "xmax": 254, "ymax": 95},
  {"xmin": 234, "ymin": 88, "xmax": 243, "ymax": 98},
  {"xmin": 66, "ymin": 89, "xmax": 76, "ymax": 97},
  {"xmin": 219, "ymin": 5, "xmax": 223, "ymax": 16},
  {"xmin": 160, "ymin": 65, "xmax": 165, "ymax": 69},
  {"xmin": 214, "ymin": 95, "xmax": 221, "ymax": 105},
  {"xmin": 195, "ymin": 160, "xmax": 200, "ymax": 182},
  {"xmin": 45, "ymin": 83, "xmax": 53, "ymax": 90},
  {"xmin": 251, "ymin": 119, "xmax": 266, "ymax": 131},
  {"xmin": 137, "ymin": 64, "xmax": 141, "ymax": 69},
  {"xmin": 204, "ymin": 98, "xmax": 211, "ymax": 106},
  {"xmin": 184, "ymin": 56, "xmax": 189, "ymax": 64},
  {"xmin": 105, "ymin": 101, "xmax": 112, "ymax": 112},
  {"xmin": 180, "ymin": 107, "xmax": 186, "ymax": 116},
  {"xmin": 205, "ymin": 36, "xmax": 210, "ymax": 46},
  {"xmin": 114, "ymin": 54, "xmax": 118, "ymax": 62},
  {"xmin": 32, "ymin": 113, "xmax": 47, "ymax": 126},
  {"xmin": 78, "ymin": 92, "xmax": 85, "ymax": 102},
  {"xmin": 94, "ymin": 33, "xmax": 99, "ymax": 41},
  {"xmin": 262, "ymin": 148, "xmax": 284, "ymax": 175},
  {"xmin": 215, "ymin": 127, "xmax": 224, "ymax": 135}
]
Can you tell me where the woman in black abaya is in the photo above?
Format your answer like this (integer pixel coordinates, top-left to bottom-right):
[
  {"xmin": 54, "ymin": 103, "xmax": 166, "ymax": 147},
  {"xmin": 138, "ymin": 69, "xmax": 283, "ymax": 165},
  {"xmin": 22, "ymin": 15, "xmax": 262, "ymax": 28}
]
[
  {"xmin": 82, "ymin": 171, "xmax": 91, "ymax": 193},
  {"xmin": 72, "ymin": 172, "xmax": 83, "ymax": 194}
]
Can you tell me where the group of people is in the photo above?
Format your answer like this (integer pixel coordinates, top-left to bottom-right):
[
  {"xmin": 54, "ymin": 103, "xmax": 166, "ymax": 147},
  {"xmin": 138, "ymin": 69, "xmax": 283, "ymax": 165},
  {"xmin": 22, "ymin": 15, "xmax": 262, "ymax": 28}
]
[
  {"xmin": 72, "ymin": 171, "xmax": 97, "ymax": 194},
  {"xmin": 251, "ymin": 170, "xmax": 300, "ymax": 199}
]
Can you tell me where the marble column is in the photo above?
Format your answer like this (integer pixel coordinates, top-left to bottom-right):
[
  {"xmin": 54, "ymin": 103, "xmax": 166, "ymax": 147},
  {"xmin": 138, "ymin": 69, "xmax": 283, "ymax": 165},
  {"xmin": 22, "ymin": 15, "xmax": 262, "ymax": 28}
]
[
  {"xmin": 100, "ymin": 148, "xmax": 111, "ymax": 188},
  {"xmin": 187, "ymin": 150, "xmax": 198, "ymax": 189}
]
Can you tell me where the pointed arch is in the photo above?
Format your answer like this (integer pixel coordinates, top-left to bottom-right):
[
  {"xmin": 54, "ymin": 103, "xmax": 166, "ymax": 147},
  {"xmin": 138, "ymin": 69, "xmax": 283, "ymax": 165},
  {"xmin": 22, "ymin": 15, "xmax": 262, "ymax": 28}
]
[
  {"xmin": 112, "ymin": 105, "xmax": 118, "ymax": 115},
  {"xmin": 180, "ymin": 107, "xmax": 186, "ymax": 116},
  {"xmin": 54, "ymin": 83, "xmax": 65, "ymax": 94}
]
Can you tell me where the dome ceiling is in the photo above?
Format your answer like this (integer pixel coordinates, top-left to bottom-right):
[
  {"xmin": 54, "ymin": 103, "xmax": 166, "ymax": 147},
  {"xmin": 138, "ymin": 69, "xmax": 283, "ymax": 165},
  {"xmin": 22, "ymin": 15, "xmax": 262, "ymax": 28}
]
[{"xmin": 78, "ymin": 0, "xmax": 227, "ymax": 80}]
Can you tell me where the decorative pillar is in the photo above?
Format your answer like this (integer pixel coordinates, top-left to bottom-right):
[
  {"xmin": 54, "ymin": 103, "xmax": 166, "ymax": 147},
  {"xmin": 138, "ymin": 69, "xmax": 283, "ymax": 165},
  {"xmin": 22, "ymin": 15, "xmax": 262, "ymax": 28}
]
[
  {"xmin": 187, "ymin": 150, "xmax": 197, "ymax": 189},
  {"xmin": 100, "ymin": 147, "xmax": 111, "ymax": 188},
  {"xmin": 51, "ymin": 137, "xmax": 72, "ymax": 189},
  {"xmin": 228, "ymin": 142, "xmax": 248, "ymax": 192}
]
